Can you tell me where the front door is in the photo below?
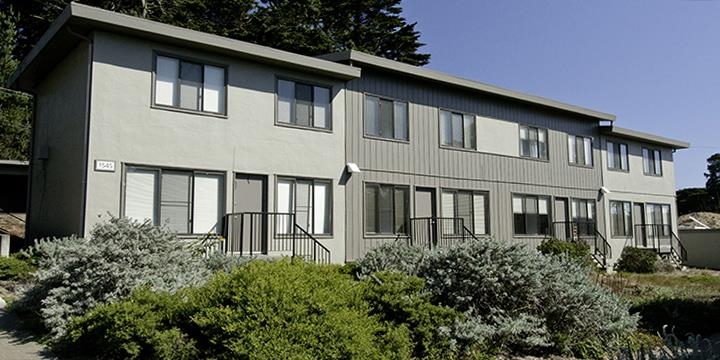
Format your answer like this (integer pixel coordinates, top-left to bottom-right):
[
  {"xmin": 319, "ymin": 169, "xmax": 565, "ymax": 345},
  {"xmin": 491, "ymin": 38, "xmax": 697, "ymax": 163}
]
[
  {"xmin": 233, "ymin": 174, "xmax": 267, "ymax": 254},
  {"xmin": 413, "ymin": 188, "xmax": 436, "ymax": 247},
  {"xmin": 633, "ymin": 203, "xmax": 646, "ymax": 246},
  {"xmin": 554, "ymin": 197, "xmax": 569, "ymax": 240}
]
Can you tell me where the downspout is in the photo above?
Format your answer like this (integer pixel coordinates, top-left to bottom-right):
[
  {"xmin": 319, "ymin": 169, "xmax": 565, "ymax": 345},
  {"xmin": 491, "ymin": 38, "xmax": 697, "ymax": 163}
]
[{"xmin": 67, "ymin": 27, "xmax": 94, "ymax": 236}]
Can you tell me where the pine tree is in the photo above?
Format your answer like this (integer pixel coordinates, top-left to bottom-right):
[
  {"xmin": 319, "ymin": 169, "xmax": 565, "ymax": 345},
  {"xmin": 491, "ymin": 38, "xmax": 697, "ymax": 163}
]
[
  {"xmin": 0, "ymin": 9, "xmax": 31, "ymax": 161},
  {"xmin": 705, "ymin": 153, "xmax": 720, "ymax": 210}
]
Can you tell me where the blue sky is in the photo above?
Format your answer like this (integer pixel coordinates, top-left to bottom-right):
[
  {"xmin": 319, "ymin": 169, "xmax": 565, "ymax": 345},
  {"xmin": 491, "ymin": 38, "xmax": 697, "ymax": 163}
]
[{"xmin": 402, "ymin": 0, "xmax": 720, "ymax": 189}]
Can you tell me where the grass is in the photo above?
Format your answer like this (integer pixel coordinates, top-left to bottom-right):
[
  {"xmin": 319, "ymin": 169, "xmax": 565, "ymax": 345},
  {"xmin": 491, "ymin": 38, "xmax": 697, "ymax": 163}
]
[{"xmin": 621, "ymin": 270, "xmax": 720, "ymax": 302}]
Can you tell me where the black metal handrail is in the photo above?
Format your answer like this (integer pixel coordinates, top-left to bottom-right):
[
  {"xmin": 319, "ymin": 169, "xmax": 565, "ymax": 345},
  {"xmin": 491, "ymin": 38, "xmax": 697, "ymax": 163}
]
[
  {"xmin": 631, "ymin": 224, "xmax": 686, "ymax": 263},
  {"xmin": 408, "ymin": 217, "xmax": 474, "ymax": 250},
  {"xmin": 221, "ymin": 212, "xmax": 331, "ymax": 264},
  {"xmin": 551, "ymin": 221, "xmax": 611, "ymax": 268},
  {"xmin": 671, "ymin": 231, "xmax": 688, "ymax": 263}
]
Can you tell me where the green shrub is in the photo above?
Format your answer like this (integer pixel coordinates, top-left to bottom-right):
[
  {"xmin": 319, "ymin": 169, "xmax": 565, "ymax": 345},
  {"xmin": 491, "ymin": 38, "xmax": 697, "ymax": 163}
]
[
  {"xmin": 13, "ymin": 216, "xmax": 213, "ymax": 340},
  {"xmin": 615, "ymin": 247, "xmax": 658, "ymax": 273},
  {"xmin": 537, "ymin": 237, "xmax": 594, "ymax": 268},
  {"xmin": 63, "ymin": 259, "xmax": 450, "ymax": 359},
  {"xmin": 0, "ymin": 254, "xmax": 35, "ymax": 281},
  {"xmin": 362, "ymin": 239, "xmax": 638, "ymax": 357},
  {"xmin": 356, "ymin": 241, "xmax": 426, "ymax": 277}
]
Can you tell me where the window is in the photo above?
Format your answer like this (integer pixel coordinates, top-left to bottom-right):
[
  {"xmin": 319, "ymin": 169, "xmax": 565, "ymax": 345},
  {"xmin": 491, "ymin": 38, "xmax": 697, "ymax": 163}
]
[
  {"xmin": 607, "ymin": 141, "xmax": 629, "ymax": 171},
  {"xmin": 440, "ymin": 110, "xmax": 476, "ymax": 149},
  {"xmin": 441, "ymin": 190, "xmax": 489, "ymax": 235},
  {"xmin": 571, "ymin": 198, "xmax": 596, "ymax": 236},
  {"xmin": 276, "ymin": 177, "xmax": 331, "ymax": 235},
  {"xmin": 277, "ymin": 79, "xmax": 331, "ymax": 130},
  {"xmin": 519, "ymin": 125, "xmax": 548, "ymax": 159},
  {"xmin": 124, "ymin": 166, "xmax": 223, "ymax": 234},
  {"xmin": 364, "ymin": 95, "xmax": 408, "ymax": 140},
  {"xmin": 642, "ymin": 148, "xmax": 662, "ymax": 176},
  {"xmin": 568, "ymin": 135, "xmax": 593, "ymax": 166},
  {"xmin": 154, "ymin": 55, "xmax": 226, "ymax": 114},
  {"xmin": 610, "ymin": 201, "xmax": 632, "ymax": 237},
  {"xmin": 512, "ymin": 194, "xmax": 550, "ymax": 235},
  {"xmin": 646, "ymin": 203, "xmax": 671, "ymax": 236},
  {"xmin": 365, "ymin": 183, "xmax": 409, "ymax": 234}
]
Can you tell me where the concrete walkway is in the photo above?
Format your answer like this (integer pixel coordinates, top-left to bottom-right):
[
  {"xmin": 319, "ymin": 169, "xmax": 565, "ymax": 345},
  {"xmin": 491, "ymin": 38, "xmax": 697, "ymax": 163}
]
[{"xmin": 0, "ymin": 309, "xmax": 55, "ymax": 360}]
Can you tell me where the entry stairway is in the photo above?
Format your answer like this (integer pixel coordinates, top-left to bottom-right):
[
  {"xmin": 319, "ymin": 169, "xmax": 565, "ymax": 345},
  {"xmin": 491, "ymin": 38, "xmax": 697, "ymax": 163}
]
[
  {"xmin": 551, "ymin": 221, "xmax": 612, "ymax": 270},
  {"xmin": 626, "ymin": 224, "xmax": 687, "ymax": 267}
]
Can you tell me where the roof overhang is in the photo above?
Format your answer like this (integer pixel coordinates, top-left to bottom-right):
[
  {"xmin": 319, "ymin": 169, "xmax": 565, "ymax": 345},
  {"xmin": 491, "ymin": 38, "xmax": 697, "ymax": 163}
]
[
  {"xmin": 10, "ymin": 3, "xmax": 361, "ymax": 91},
  {"xmin": 319, "ymin": 50, "xmax": 616, "ymax": 122},
  {"xmin": 600, "ymin": 125, "xmax": 689, "ymax": 149}
]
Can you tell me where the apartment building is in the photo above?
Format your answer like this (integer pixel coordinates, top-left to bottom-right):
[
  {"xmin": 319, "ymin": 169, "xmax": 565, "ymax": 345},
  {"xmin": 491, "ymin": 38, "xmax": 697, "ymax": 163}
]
[{"xmin": 11, "ymin": 4, "xmax": 688, "ymax": 267}]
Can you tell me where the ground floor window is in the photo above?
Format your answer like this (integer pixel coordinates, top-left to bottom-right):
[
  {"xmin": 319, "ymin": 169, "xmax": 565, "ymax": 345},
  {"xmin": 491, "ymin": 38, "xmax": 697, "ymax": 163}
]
[
  {"xmin": 571, "ymin": 198, "xmax": 596, "ymax": 236},
  {"xmin": 646, "ymin": 203, "xmax": 671, "ymax": 236},
  {"xmin": 124, "ymin": 166, "xmax": 224, "ymax": 234},
  {"xmin": 441, "ymin": 189, "xmax": 489, "ymax": 235},
  {"xmin": 512, "ymin": 194, "xmax": 550, "ymax": 235},
  {"xmin": 365, "ymin": 183, "xmax": 410, "ymax": 235},
  {"xmin": 277, "ymin": 177, "xmax": 332, "ymax": 235},
  {"xmin": 610, "ymin": 201, "xmax": 632, "ymax": 237}
]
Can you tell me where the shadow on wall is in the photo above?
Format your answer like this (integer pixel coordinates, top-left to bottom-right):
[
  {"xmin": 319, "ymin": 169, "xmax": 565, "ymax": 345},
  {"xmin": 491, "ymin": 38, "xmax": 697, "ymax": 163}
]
[{"xmin": 679, "ymin": 229, "xmax": 720, "ymax": 270}]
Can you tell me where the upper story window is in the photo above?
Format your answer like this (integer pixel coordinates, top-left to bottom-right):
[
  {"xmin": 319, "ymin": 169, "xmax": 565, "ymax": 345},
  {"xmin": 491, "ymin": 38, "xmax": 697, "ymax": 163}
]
[
  {"xmin": 512, "ymin": 194, "xmax": 550, "ymax": 235},
  {"xmin": 568, "ymin": 134, "xmax": 593, "ymax": 166},
  {"xmin": 154, "ymin": 55, "xmax": 226, "ymax": 114},
  {"xmin": 642, "ymin": 148, "xmax": 662, "ymax": 176},
  {"xmin": 364, "ymin": 95, "xmax": 408, "ymax": 141},
  {"xmin": 277, "ymin": 79, "xmax": 331, "ymax": 130},
  {"xmin": 440, "ymin": 110, "xmax": 476, "ymax": 149},
  {"xmin": 519, "ymin": 125, "xmax": 548, "ymax": 160},
  {"xmin": 607, "ymin": 141, "xmax": 629, "ymax": 171},
  {"xmin": 124, "ymin": 166, "xmax": 224, "ymax": 234}
]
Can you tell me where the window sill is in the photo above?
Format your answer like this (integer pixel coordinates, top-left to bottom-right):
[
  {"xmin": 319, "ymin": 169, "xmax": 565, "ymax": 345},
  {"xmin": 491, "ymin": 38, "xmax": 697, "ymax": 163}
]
[
  {"xmin": 439, "ymin": 144, "xmax": 477, "ymax": 153},
  {"xmin": 513, "ymin": 234, "xmax": 550, "ymax": 239},
  {"xmin": 607, "ymin": 168, "xmax": 630, "ymax": 173},
  {"xmin": 274, "ymin": 122, "xmax": 333, "ymax": 134},
  {"xmin": 568, "ymin": 163, "xmax": 594, "ymax": 169},
  {"xmin": 364, "ymin": 233, "xmax": 409, "ymax": 239},
  {"xmin": 151, "ymin": 104, "xmax": 228, "ymax": 119},
  {"xmin": 364, "ymin": 134, "xmax": 410, "ymax": 144},
  {"xmin": 643, "ymin": 173, "xmax": 663, "ymax": 177},
  {"xmin": 519, "ymin": 155, "xmax": 550, "ymax": 163}
]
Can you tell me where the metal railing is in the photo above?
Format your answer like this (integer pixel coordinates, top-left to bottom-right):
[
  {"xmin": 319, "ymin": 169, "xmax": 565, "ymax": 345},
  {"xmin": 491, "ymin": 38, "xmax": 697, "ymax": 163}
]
[
  {"xmin": 551, "ymin": 221, "xmax": 611, "ymax": 268},
  {"xmin": 630, "ymin": 224, "xmax": 686, "ymax": 263},
  {"xmin": 222, "ymin": 212, "xmax": 330, "ymax": 264},
  {"xmin": 407, "ymin": 217, "xmax": 477, "ymax": 250}
]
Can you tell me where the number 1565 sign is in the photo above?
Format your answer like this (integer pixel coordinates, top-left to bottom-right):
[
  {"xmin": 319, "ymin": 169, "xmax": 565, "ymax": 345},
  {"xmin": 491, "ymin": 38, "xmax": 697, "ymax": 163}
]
[{"xmin": 94, "ymin": 160, "xmax": 116, "ymax": 172}]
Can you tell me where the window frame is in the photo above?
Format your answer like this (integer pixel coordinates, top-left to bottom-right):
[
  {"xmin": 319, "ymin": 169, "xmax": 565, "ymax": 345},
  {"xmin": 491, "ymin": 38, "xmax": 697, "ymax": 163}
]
[
  {"xmin": 275, "ymin": 76, "xmax": 333, "ymax": 132},
  {"xmin": 363, "ymin": 182, "xmax": 411, "ymax": 236},
  {"xmin": 642, "ymin": 147, "xmax": 663, "ymax": 176},
  {"xmin": 151, "ymin": 52, "xmax": 228, "ymax": 117},
  {"xmin": 439, "ymin": 108, "xmax": 477, "ymax": 151},
  {"xmin": 511, "ymin": 193, "xmax": 551, "ymax": 236},
  {"xmin": 568, "ymin": 134, "xmax": 594, "ymax": 167},
  {"xmin": 518, "ymin": 125, "xmax": 549, "ymax": 161},
  {"xmin": 440, "ymin": 188, "xmax": 491, "ymax": 235},
  {"xmin": 121, "ymin": 164, "xmax": 226, "ymax": 235},
  {"xmin": 275, "ymin": 176, "xmax": 333, "ymax": 236},
  {"xmin": 363, "ymin": 93, "xmax": 410, "ymax": 143},
  {"xmin": 610, "ymin": 200, "xmax": 633, "ymax": 238},
  {"xmin": 607, "ymin": 140, "xmax": 629, "ymax": 172}
]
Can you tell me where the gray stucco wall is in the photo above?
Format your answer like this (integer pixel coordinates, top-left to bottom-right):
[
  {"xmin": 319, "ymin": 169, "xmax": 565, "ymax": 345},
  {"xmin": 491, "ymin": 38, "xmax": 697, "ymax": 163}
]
[
  {"xmin": 343, "ymin": 69, "xmax": 605, "ymax": 261},
  {"xmin": 84, "ymin": 31, "xmax": 347, "ymax": 262},
  {"xmin": 26, "ymin": 43, "xmax": 90, "ymax": 242},
  {"xmin": 678, "ymin": 229, "xmax": 720, "ymax": 270}
]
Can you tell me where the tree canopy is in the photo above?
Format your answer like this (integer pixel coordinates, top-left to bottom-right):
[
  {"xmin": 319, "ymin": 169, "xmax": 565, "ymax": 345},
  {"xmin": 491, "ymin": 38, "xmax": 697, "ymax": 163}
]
[{"xmin": 676, "ymin": 153, "xmax": 720, "ymax": 215}]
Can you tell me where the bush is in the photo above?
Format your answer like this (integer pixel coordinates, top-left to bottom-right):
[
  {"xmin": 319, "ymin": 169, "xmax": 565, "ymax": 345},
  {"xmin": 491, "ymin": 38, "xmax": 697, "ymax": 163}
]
[
  {"xmin": 362, "ymin": 239, "xmax": 639, "ymax": 357},
  {"xmin": 537, "ymin": 237, "xmax": 594, "ymax": 268},
  {"xmin": 356, "ymin": 240, "xmax": 426, "ymax": 277},
  {"xmin": 61, "ymin": 259, "xmax": 463, "ymax": 359},
  {"xmin": 615, "ymin": 247, "xmax": 658, "ymax": 273},
  {"xmin": 0, "ymin": 254, "xmax": 35, "ymax": 281},
  {"xmin": 13, "ymin": 217, "xmax": 213, "ymax": 340}
]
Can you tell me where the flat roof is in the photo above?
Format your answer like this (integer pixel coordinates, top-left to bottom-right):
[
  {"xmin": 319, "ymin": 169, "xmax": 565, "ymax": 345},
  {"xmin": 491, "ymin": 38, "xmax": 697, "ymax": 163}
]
[
  {"xmin": 600, "ymin": 125, "xmax": 689, "ymax": 149},
  {"xmin": 319, "ymin": 50, "xmax": 616, "ymax": 122},
  {"xmin": 10, "ymin": 3, "xmax": 360, "ymax": 90}
]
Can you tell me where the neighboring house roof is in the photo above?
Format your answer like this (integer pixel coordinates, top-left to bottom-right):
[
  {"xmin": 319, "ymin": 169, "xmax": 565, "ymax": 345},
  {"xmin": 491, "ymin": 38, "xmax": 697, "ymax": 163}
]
[
  {"xmin": 319, "ymin": 50, "xmax": 617, "ymax": 122},
  {"xmin": 600, "ymin": 125, "xmax": 690, "ymax": 149},
  {"xmin": 9, "ymin": 3, "xmax": 360, "ymax": 91},
  {"xmin": 679, "ymin": 212, "xmax": 720, "ymax": 229}
]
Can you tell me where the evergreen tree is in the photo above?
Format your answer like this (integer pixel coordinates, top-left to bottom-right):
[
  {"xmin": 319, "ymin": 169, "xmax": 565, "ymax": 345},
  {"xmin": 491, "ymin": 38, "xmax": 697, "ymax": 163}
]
[
  {"xmin": 0, "ymin": 9, "xmax": 31, "ymax": 161},
  {"xmin": 676, "ymin": 187, "xmax": 715, "ymax": 215},
  {"xmin": 705, "ymin": 153, "xmax": 720, "ymax": 209}
]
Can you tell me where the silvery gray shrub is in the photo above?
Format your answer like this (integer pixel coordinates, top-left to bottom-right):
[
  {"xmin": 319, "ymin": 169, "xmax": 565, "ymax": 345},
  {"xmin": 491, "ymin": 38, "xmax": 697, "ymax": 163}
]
[
  {"xmin": 359, "ymin": 238, "xmax": 639, "ymax": 356},
  {"xmin": 15, "ymin": 217, "xmax": 223, "ymax": 340}
]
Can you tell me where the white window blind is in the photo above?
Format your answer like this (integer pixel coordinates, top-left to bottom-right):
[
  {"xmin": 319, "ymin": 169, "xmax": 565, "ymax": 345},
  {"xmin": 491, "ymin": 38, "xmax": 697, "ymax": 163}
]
[
  {"xmin": 394, "ymin": 102, "xmax": 408, "ymax": 140},
  {"xmin": 160, "ymin": 172, "xmax": 191, "ymax": 233},
  {"xmin": 313, "ymin": 182, "xmax": 328, "ymax": 234},
  {"xmin": 125, "ymin": 169, "xmax": 157, "ymax": 223},
  {"xmin": 442, "ymin": 192, "xmax": 455, "ymax": 218},
  {"xmin": 512, "ymin": 196, "xmax": 523, "ymax": 214},
  {"xmin": 277, "ymin": 180, "xmax": 293, "ymax": 234},
  {"xmin": 364, "ymin": 95, "xmax": 379, "ymax": 136},
  {"xmin": 584, "ymin": 137, "xmax": 593, "ymax": 165},
  {"xmin": 277, "ymin": 80, "xmax": 294, "ymax": 124},
  {"xmin": 313, "ymin": 87, "xmax": 330, "ymax": 129},
  {"xmin": 203, "ymin": 65, "xmax": 225, "ymax": 113},
  {"xmin": 440, "ymin": 110, "xmax": 452, "ymax": 146},
  {"xmin": 193, "ymin": 174, "xmax": 221, "ymax": 234},
  {"xmin": 155, "ymin": 56, "xmax": 178, "ymax": 106},
  {"xmin": 473, "ymin": 193, "xmax": 486, "ymax": 235},
  {"xmin": 568, "ymin": 136, "xmax": 577, "ymax": 163}
]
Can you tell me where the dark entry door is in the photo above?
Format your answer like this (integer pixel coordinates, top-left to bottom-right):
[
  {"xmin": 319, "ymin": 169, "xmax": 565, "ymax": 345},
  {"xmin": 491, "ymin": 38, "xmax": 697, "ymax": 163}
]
[
  {"xmin": 633, "ymin": 203, "xmax": 646, "ymax": 246},
  {"xmin": 232, "ymin": 174, "xmax": 267, "ymax": 253},
  {"xmin": 413, "ymin": 188, "xmax": 436, "ymax": 247}
]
